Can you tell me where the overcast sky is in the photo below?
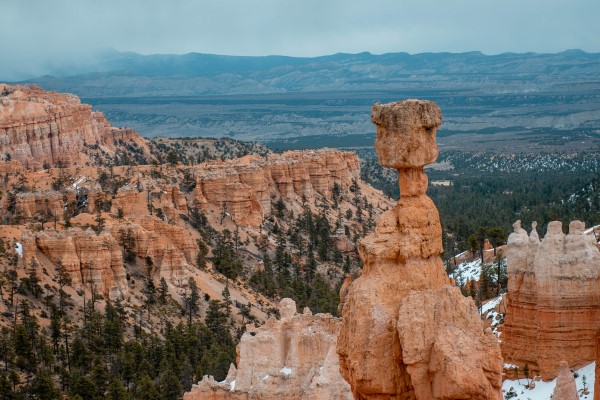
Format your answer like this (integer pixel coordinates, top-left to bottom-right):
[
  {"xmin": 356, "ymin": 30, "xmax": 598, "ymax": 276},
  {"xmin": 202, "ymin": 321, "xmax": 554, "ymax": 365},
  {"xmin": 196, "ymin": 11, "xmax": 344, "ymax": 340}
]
[{"xmin": 1, "ymin": 0, "xmax": 599, "ymax": 80}]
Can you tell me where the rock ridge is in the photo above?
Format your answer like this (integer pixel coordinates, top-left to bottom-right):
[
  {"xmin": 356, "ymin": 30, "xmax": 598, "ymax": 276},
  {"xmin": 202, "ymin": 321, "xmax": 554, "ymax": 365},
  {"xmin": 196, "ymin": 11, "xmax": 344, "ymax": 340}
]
[{"xmin": 0, "ymin": 83, "xmax": 150, "ymax": 168}]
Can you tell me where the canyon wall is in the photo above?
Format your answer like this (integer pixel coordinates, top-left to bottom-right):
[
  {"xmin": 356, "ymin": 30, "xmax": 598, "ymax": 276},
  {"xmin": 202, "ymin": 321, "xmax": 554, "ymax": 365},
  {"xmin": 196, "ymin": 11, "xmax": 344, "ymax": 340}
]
[
  {"xmin": 595, "ymin": 334, "xmax": 600, "ymax": 400},
  {"xmin": 502, "ymin": 219, "xmax": 600, "ymax": 379},
  {"xmin": 337, "ymin": 100, "xmax": 502, "ymax": 399},
  {"xmin": 184, "ymin": 298, "xmax": 352, "ymax": 400},
  {"xmin": 22, "ymin": 228, "xmax": 128, "ymax": 299},
  {"xmin": 0, "ymin": 83, "xmax": 149, "ymax": 168},
  {"xmin": 193, "ymin": 150, "xmax": 361, "ymax": 227}
]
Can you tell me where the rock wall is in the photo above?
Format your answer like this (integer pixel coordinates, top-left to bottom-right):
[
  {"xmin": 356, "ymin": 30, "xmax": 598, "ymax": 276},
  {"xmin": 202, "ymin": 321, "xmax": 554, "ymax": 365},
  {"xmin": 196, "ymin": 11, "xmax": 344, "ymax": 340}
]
[
  {"xmin": 595, "ymin": 333, "xmax": 600, "ymax": 400},
  {"xmin": 0, "ymin": 84, "xmax": 149, "ymax": 168},
  {"xmin": 184, "ymin": 298, "xmax": 352, "ymax": 400},
  {"xmin": 337, "ymin": 100, "xmax": 502, "ymax": 399},
  {"xmin": 111, "ymin": 216, "xmax": 197, "ymax": 286},
  {"xmin": 193, "ymin": 150, "xmax": 360, "ymax": 227},
  {"xmin": 502, "ymin": 219, "xmax": 600, "ymax": 379},
  {"xmin": 23, "ymin": 228, "xmax": 128, "ymax": 299}
]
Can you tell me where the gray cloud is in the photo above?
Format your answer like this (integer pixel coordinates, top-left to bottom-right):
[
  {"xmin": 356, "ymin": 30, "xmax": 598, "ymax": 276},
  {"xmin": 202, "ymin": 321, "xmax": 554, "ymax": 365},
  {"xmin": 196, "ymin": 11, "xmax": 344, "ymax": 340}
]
[{"xmin": 1, "ymin": 0, "xmax": 599, "ymax": 80}]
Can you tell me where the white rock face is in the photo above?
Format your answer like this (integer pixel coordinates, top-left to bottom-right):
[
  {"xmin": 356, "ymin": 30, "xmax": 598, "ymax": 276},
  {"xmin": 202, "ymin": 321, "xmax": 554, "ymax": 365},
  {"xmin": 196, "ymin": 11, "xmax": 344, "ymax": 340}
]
[{"xmin": 183, "ymin": 298, "xmax": 352, "ymax": 400}]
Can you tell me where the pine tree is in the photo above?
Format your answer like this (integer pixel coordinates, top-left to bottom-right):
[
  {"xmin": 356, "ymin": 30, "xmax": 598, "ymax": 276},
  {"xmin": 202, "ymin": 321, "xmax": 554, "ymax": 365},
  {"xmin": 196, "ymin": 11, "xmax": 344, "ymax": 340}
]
[
  {"xmin": 30, "ymin": 372, "xmax": 60, "ymax": 400},
  {"xmin": 222, "ymin": 284, "xmax": 231, "ymax": 318},
  {"xmin": 160, "ymin": 369, "xmax": 182, "ymax": 400},
  {"xmin": 95, "ymin": 211, "xmax": 106, "ymax": 234},
  {"xmin": 53, "ymin": 260, "xmax": 72, "ymax": 315},
  {"xmin": 143, "ymin": 257, "xmax": 156, "ymax": 320},
  {"xmin": 105, "ymin": 379, "xmax": 128, "ymax": 400},
  {"xmin": 27, "ymin": 258, "xmax": 42, "ymax": 298},
  {"xmin": 184, "ymin": 278, "xmax": 200, "ymax": 325},
  {"xmin": 196, "ymin": 239, "xmax": 208, "ymax": 270},
  {"xmin": 159, "ymin": 278, "xmax": 169, "ymax": 304}
]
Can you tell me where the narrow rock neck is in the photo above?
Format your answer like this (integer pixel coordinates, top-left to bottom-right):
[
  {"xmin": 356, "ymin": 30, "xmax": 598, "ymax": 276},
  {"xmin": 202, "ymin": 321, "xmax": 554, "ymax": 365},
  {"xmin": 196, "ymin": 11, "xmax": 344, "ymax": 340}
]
[{"xmin": 399, "ymin": 167, "xmax": 428, "ymax": 198}]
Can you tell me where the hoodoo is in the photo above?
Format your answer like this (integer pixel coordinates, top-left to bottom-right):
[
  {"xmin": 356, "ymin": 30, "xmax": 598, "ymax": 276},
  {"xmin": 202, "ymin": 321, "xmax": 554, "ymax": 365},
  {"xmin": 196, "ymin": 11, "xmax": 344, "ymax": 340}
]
[
  {"xmin": 337, "ymin": 100, "xmax": 502, "ymax": 399},
  {"xmin": 502, "ymin": 219, "xmax": 600, "ymax": 379},
  {"xmin": 551, "ymin": 361, "xmax": 579, "ymax": 400},
  {"xmin": 184, "ymin": 298, "xmax": 352, "ymax": 400}
]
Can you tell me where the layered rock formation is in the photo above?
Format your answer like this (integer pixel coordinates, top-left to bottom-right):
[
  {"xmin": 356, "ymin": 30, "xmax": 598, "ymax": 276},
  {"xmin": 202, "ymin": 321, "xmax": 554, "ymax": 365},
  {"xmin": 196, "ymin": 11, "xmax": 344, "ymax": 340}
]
[
  {"xmin": 193, "ymin": 150, "xmax": 360, "ymax": 227},
  {"xmin": 0, "ymin": 84, "xmax": 149, "ymax": 168},
  {"xmin": 337, "ymin": 100, "xmax": 502, "ymax": 399},
  {"xmin": 22, "ymin": 228, "xmax": 128, "ymax": 299},
  {"xmin": 552, "ymin": 361, "xmax": 578, "ymax": 400},
  {"xmin": 502, "ymin": 219, "xmax": 600, "ymax": 379},
  {"xmin": 184, "ymin": 298, "xmax": 352, "ymax": 400},
  {"xmin": 595, "ymin": 334, "xmax": 600, "ymax": 400},
  {"xmin": 111, "ymin": 216, "xmax": 197, "ymax": 285}
]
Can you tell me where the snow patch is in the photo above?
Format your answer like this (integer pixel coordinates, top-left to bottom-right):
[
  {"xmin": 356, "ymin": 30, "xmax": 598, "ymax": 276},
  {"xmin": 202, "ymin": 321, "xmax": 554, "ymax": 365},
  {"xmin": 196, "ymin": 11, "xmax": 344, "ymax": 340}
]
[
  {"xmin": 280, "ymin": 367, "xmax": 292, "ymax": 376},
  {"xmin": 502, "ymin": 361, "xmax": 594, "ymax": 399},
  {"xmin": 481, "ymin": 295, "xmax": 505, "ymax": 336},
  {"xmin": 15, "ymin": 242, "xmax": 23, "ymax": 258},
  {"xmin": 481, "ymin": 294, "xmax": 503, "ymax": 315},
  {"xmin": 230, "ymin": 380, "xmax": 236, "ymax": 391},
  {"xmin": 449, "ymin": 258, "xmax": 482, "ymax": 286},
  {"xmin": 72, "ymin": 176, "xmax": 86, "ymax": 188}
]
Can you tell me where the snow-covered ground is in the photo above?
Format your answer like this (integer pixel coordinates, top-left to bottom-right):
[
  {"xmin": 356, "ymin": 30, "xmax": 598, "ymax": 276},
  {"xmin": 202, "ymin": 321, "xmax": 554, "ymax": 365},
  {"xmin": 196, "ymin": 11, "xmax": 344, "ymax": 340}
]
[
  {"xmin": 482, "ymin": 294, "xmax": 504, "ymax": 335},
  {"xmin": 502, "ymin": 362, "xmax": 594, "ymax": 400},
  {"xmin": 449, "ymin": 258, "xmax": 482, "ymax": 286},
  {"xmin": 72, "ymin": 176, "xmax": 86, "ymax": 188}
]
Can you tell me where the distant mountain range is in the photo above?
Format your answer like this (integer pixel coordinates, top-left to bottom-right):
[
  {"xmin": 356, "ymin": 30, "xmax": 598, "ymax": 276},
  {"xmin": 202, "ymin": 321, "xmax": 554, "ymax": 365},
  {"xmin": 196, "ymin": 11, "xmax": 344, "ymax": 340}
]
[
  {"xmin": 10, "ymin": 49, "xmax": 600, "ymax": 148},
  {"xmin": 20, "ymin": 49, "xmax": 600, "ymax": 96}
]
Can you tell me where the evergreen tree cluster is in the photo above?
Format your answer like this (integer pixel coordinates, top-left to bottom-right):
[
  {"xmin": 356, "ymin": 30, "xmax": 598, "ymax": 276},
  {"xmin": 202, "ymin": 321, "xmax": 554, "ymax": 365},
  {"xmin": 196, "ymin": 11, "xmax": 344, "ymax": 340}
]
[{"xmin": 0, "ymin": 296, "xmax": 235, "ymax": 399}]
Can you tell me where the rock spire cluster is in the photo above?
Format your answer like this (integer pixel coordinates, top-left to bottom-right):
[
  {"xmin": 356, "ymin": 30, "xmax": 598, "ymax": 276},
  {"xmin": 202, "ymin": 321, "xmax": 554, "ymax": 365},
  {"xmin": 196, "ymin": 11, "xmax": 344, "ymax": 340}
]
[
  {"xmin": 337, "ymin": 100, "xmax": 502, "ymax": 399},
  {"xmin": 184, "ymin": 298, "xmax": 352, "ymax": 400},
  {"xmin": 502, "ymin": 219, "xmax": 600, "ymax": 379}
]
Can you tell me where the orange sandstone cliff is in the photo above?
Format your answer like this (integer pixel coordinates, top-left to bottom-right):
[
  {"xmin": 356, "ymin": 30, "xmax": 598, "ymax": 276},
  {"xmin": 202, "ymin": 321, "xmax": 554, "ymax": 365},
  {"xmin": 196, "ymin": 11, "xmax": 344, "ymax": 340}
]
[
  {"xmin": 336, "ymin": 100, "xmax": 502, "ymax": 399},
  {"xmin": 0, "ymin": 83, "xmax": 150, "ymax": 168},
  {"xmin": 193, "ymin": 150, "xmax": 360, "ymax": 227},
  {"xmin": 502, "ymin": 219, "xmax": 600, "ymax": 379},
  {"xmin": 183, "ymin": 298, "xmax": 352, "ymax": 400}
]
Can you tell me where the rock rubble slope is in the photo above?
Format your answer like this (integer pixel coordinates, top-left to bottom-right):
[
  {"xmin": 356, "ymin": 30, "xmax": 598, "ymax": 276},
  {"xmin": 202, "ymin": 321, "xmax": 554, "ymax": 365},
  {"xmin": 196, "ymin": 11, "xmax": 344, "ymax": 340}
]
[{"xmin": 337, "ymin": 100, "xmax": 502, "ymax": 400}]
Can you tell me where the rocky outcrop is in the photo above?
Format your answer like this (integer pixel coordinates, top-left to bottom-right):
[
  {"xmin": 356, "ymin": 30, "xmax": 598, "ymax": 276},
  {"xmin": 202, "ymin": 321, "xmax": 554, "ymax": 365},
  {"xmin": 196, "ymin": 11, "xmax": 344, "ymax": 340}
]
[
  {"xmin": 193, "ymin": 150, "xmax": 360, "ymax": 227},
  {"xmin": 15, "ymin": 190, "xmax": 68, "ymax": 220},
  {"xmin": 184, "ymin": 298, "xmax": 352, "ymax": 400},
  {"xmin": 502, "ymin": 219, "xmax": 600, "ymax": 379},
  {"xmin": 0, "ymin": 84, "xmax": 149, "ymax": 168},
  {"xmin": 111, "ymin": 216, "xmax": 196, "ymax": 285},
  {"xmin": 23, "ymin": 228, "xmax": 128, "ymax": 299},
  {"xmin": 337, "ymin": 100, "xmax": 502, "ymax": 399},
  {"xmin": 552, "ymin": 361, "xmax": 578, "ymax": 400}
]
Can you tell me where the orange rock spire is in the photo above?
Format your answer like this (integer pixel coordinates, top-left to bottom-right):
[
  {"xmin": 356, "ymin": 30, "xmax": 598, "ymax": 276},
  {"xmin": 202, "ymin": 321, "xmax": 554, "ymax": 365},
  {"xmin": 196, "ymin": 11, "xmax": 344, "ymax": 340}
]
[
  {"xmin": 502, "ymin": 219, "xmax": 600, "ymax": 379},
  {"xmin": 337, "ymin": 100, "xmax": 502, "ymax": 399}
]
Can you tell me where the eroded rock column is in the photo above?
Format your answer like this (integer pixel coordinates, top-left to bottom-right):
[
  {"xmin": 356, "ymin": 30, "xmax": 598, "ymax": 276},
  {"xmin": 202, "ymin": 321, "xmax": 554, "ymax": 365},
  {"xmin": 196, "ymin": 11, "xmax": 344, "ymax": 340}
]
[
  {"xmin": 337, "ymin": 100, "xmax": 502, "ymax": 400},
  {"xmin": 502, "ymin": 219, "xmax": 600, "ymax": 379}
]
